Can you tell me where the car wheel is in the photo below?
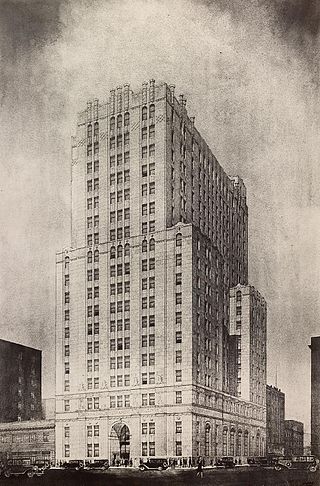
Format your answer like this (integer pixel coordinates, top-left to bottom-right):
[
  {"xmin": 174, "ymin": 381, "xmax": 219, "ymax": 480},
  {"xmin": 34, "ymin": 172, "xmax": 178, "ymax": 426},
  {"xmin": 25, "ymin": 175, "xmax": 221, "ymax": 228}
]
[
  {"xmin": 26, "ymin": 470, "xmax": 34, "ymax": 478},
  {"xmin": 285, "ymin": 462, "xmax": 292, "ymax": 469},
  {"xmin": 157, "ymin": 466, "xmax": 163, "ymax": 471},
  {"xmin": 4, "ymin": 471, "xmax": 11, "ymax": 478},
  {"xmin": 275, "ymin": 465, "xmax": 282, "ymax": 471},
  {"xmin": 139, "ymin": 466, "xmax": 146, "ymax": 471},
  {"xmin": 309, "ymin": 465, "xmax": 317, "ymax": 472}
]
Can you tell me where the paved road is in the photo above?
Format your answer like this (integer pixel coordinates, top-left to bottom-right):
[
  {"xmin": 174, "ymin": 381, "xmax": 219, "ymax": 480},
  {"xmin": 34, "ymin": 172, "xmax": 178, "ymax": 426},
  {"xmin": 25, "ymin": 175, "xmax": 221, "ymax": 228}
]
[{"xmin": 0, "ymin": 466, "xmax": 319, "ymax": 486}]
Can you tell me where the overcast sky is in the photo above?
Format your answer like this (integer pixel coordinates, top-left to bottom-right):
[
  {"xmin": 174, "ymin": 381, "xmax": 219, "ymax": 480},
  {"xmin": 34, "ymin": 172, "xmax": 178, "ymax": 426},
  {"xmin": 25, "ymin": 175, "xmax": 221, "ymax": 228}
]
[{"xmin": 0, "ymin": 0, "xmax": 319, "ymax": 432}]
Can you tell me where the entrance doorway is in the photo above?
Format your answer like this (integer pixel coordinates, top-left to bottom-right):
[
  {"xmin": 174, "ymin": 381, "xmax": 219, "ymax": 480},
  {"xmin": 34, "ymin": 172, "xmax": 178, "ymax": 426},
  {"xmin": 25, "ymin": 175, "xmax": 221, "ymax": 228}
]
[{"xmin": 110, "ymin": 423, "xmax": 130, "ymax": 465}]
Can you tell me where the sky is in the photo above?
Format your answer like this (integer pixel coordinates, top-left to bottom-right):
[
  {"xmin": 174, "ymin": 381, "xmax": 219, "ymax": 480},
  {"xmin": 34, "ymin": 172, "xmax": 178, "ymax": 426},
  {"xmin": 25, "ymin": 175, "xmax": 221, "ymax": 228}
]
[{"xmin": 0, "ymin": 0, "xmax": 319, "ymax": 432}]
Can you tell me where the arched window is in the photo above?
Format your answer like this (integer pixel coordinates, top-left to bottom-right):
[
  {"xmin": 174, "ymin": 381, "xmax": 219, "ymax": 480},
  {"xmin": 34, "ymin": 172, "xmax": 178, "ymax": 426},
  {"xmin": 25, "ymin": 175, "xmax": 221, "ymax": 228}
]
[
  {"xmin": 124, "ymin": 243, "xmax": 130, "ymax": 257},
  {"xmin": 149, "ymin": 104, "xmax": 155, "ymax": 118},
  {"xmin": 142, "ymin": 240, "xmax": 148, "ymax": 252},
  {"xmin": 110, "ymin": 246, "xmax": 116, "ymax": 259},
  {"xmin": 236, "ymin": 290, "xmax": 242, "ymax": 302},
  {"xmin": 110, "ymin": 117, "xmax": 115, "ymax": 131},
  {"xmin": 142, "ymin": 106, "xmax": 147, "ymax": 121},
  {"xmin": 149, "ymin": 238, "xmax": 155, "ymax": 252},
  {"xmin": 205, "ymin": 424, "xmax": 211, "ymax": 457},
  {"xmin": 117, "ymin": 245, "xmax": 123, "ymax": 258},
  {"xmin": 87, "ymin": 124, "xmax": 92, "ymax": 138},
  {"xmin": 124, "ymin": 112, "xmax": 130, "ymax": 126},
  {"xmin": 117, "ymin": 114, "xmax": 122, "ymax": 128},
  {"xmin": 229, "ymin": 429, "xmax": 235, "ymax": 456},
  {"xmin": 223, "ymin": 427, "xmax": 228, "ymax": 456},
  {"xmin": 94, "ymin": 250, "xmax": 99, "ymax": 263},
  {"xmin": 64, "ymin": 256, "xmax": 69, "ymax": 269},
  {"xmin": 87, "ymin": 251, "xmax": 93, "ymax": 264},
  {"xmin": 176, "ymin": 233, "xmax": 182, "ymax": 247},
  {"xmin": 94, "ymin": 122, "xmax": 99, "ymax": 136},
  {"xmin": 236, "ymin": 430, "xmax": 242, "ymax": 456}
]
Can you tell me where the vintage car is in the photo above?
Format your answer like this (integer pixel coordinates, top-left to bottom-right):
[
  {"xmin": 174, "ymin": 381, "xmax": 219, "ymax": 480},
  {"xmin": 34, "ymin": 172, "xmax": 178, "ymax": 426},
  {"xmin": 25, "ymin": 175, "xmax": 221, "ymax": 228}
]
[
  {"xmin": 61, "ymin": 459, "xmax": 84, "ymax": 471},
  {"xmin": 2, "ymin": 459, "xmax": 41, "ymax": 478},
  {"xmin": 247, "ymin": 456, "xmax": 279, "ymax": 467},
  {"xmin": 84, "ymin": 459, "xmax": 109, "ymax": 471},
  {"xmin": 274, "ymin": 455, "xmax": 319, "ymax": 472},
  {"xmin": 215, "ymin": 456, "xmax": 236, "ymax": 468},
  {"xmin": 139, "ymin": 458, "xmax": 169, "ymax": 471}
]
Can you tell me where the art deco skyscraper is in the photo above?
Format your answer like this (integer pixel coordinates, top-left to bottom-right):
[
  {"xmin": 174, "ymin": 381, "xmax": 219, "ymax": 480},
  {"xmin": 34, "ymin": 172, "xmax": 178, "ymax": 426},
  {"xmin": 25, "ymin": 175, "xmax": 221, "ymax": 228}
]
[{"xmin": 55, "ymin": 80, "xmax": 266, "ymax": 463}]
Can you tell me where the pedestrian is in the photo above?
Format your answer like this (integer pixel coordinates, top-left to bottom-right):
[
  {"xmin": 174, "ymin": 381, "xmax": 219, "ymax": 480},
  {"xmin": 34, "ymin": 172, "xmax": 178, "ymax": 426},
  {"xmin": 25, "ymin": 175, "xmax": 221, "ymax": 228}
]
[
  {"xmin": 188, "ymin": 456, "xmax": 192, "ymax": 468},
  {"xmin": 196, "ymin": 457, "xmax": 204, "ymax": 478}
]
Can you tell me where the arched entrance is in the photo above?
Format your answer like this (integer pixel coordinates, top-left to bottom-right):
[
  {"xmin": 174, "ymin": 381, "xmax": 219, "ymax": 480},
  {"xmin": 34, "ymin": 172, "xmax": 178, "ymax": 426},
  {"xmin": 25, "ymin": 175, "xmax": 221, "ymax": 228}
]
[{"xmin": 110, "ymin": 423, "xmax": 130, "ymax": 465}]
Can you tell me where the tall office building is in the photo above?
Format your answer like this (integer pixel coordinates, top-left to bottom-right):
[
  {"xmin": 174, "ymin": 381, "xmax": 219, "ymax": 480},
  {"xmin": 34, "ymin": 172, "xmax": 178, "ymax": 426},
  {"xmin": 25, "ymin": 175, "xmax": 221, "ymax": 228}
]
[
  {"xmin": 55, "ymin": 80, "xmax": 266, "ymax": 463},
  {"xmin": 229, "ymin": 285, "xmax": 267, "ymax": 404},
  {"xmin": 0, "ymin": 340, "xmax": 42, "ymax": 422}
]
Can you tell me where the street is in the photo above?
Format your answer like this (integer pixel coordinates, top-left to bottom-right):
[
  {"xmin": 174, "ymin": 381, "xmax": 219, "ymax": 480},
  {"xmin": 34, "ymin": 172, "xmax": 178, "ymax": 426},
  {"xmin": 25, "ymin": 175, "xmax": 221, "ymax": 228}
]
[{"xmin": 0, "ymin": 467, "xmax": 319, "ymax": 486}]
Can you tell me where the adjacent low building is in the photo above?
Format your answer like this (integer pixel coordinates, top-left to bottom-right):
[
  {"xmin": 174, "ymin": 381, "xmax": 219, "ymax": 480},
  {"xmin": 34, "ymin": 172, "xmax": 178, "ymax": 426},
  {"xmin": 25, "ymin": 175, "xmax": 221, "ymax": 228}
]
[
  {"xmin": 0, "ymin": 420, "xmax": 55, "ymax": 464},
  {"xmin": 309, "ymin": 337, "xmax": 320, "ymax": 456},
  {"xmin": 0, "ymin": 340, "xmax": 42, "ymax": 423},
  {"xmin": 266, "ymin": 385, "xmax": 285, "ymax": 455},
  {"xmin": 284, "ymin": 420, "xmax": 304, "ymax": 456}
]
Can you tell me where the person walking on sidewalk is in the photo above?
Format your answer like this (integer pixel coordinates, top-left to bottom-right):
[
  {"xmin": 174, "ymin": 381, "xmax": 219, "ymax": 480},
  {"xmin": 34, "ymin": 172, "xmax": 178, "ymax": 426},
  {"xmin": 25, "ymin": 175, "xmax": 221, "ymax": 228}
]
[{"xmin": 196, "ymin": 457, "xmax": 204, "ymax": 478}]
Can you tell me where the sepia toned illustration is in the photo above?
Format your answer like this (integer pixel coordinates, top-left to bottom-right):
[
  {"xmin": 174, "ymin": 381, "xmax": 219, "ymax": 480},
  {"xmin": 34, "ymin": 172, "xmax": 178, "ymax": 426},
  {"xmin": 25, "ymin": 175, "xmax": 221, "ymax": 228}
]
[{"xmin": 0, "ymin": 1, "xmax": 318, "ymax": 484}]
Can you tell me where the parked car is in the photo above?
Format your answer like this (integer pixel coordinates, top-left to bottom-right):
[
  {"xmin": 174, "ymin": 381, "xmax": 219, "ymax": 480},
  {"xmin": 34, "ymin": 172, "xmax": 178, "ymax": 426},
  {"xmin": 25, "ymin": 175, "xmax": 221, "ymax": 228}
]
[
  {"xmin": 274, "ymin": 455, "xmax": 319, "ymax": 472},
  {"xmin": 247, "ymin": 456, "xmax": 279, "ymax": 467},
  {"xmin": 84, "ymin": 459, "xmax": 109, "ymax": 471},
  {"xmin": 33, "ymin": 460, "xmax": 51, "ymax": 474},
  {"xmin": 139, "ymin": 458, "xmax": 168, "ymax": 471},
  {"xmin": 215, "ymin": 456, "xmax": 235, "ymax": 468},
  {"xmin": 61, "ymin": 459, "xmax": 84, "ymax": 471},
  {"xmin": 2, "ymin": 459, "xmax": 41, "ymax": 478}
]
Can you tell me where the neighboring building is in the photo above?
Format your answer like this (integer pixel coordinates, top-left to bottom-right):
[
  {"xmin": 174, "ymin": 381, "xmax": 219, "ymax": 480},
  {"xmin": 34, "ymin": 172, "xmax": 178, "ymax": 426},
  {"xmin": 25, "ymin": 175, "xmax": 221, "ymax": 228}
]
[
  {"xmin": 55, "ymin": 80, "xmax": 266, "ymax": 463},
  {"xmin": 0, "ymin": 420, "xmax": 55, "ymax": 464},
  {"xmin": 284, "ymin": 420, "xmax": 304, "ymax": 456},
  {"xmin": 266, "ymin": 385, "xmax": 285, "ymax": 455},
  {"xmin": 309, "ymin": 337, "xmax": 320, "ymax": 456},
  {"xmin": 229, "ymin": 284, "xmax": 267, "ymax": 405},
  {"xmin": 0, "ymin": 340, "xmax": 42, "ymax": 422}
]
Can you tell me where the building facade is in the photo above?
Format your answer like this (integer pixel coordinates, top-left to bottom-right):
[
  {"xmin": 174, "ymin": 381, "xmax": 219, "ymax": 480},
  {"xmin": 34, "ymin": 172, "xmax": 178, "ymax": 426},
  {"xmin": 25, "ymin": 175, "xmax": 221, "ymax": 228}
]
[
  {"xmin": 0, "ymin": 340, "xmax": 42, "ymax": 423},
  {"xmin": 284, "ymin": 420, "xmax": 304, "ymax": 456},
  {"xmin": 266, "ymin": 385, "xmax": 285, "ymax": 455},
  {"xmin": 0, "ymin": 420, "xmax": 55, "ymax": 464},
  {"xmin": 229, "ymin": 285, "xmax": 267, "ymax": 404},
  {"xmin": 55, "ymin": 80, "xmax": 266, "ymax": 463},
  {"xmin": 309, "ymin": 336, "xmax": 320, "ymax": 456}
]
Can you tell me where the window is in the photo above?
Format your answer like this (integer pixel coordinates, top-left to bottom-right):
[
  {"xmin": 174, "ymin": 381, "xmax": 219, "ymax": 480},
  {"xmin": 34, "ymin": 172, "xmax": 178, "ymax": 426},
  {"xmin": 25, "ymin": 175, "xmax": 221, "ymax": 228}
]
[
  {"xmin": 142, "ymin": 373, "xmax": 148, "ymax": 385},
  {"xmin": 124, "ymin": 337, "xmax": 130, "ymax": 349},
  {"xmin": 117, "ymin": 114, "xmax": 122, "ymax": 128},
  {"xmin": 150, "ymin": 182, "xmax": 155, "ymax": 194},
  {"xmin": 149, "ymin": 202, "xmax": 155, "ymax": 214},
  {"xmin": 176, "ymin": 273, "xmax": 182, "ymax": 285},
  {"xmin": 149, "ymin": 334, "xmax": 155, "ymax": 346},
  {"xmin": 149, "ymin": 296, "xmax": 155, "ymax": 308},
  {"xmin": 117, "ymin": 396, "xmax": 123, "ymax": 407},
  {"xmin": 176, "ymin": 293, "xmax": 182, "ymax": 305},
  {"xmin": 176, "ymin": 254, "xmax": 182, "ymax": 266},
  {"xmin": 87, "ymin": 198, "xmax": 92, "ymax": 210},
  {"xmin": 124, "ymin": 395, "xmax": 130, "ymax": 407},
  {"xmin": 142, "ymin": 442, "xmax": 148, "ymax": 456},
  {"xmin": 149, "ymin": 163, "xmax": 155, "ymax": 175},
  {"xmin": 87, "ymin": 360, "xmax": 92, "ymax": 372},
  {"xmin": 117, "ymin": 338, "xmax": 123, "ymax": 350},
  {"xmin": 142, "ymin": 147, "xmax": 147, "ymax": 159},
  {"xmin": 110, "ymin": 117, "xmax": 115, "ymax": 131},
  {"xmin": 124, "ymin": 188, "xmax": 130, "ymax": 200},
  {"xmin": 94, "ymin": 269, "xmax": 99, "ymax": 280},
  {"xmin": 149, "ymin": 353, "xmax": 155, "ymax": 366},
  {"xmin": 176, "ymin": 331, "xmax": 182, "ymax": 343},
  {"xmin": 149, "ymin": 315, "xmax": 155, "ymax": 327},
  {"xmin": 110, "ymin": 155, "xmax": 115, "ymax": 168},
  {"xmin": 110, "ymin": 376, "xmax": 115, "ymax": 387},
  {"xmin": 64, "ymin": 400, "xmax": 70, "ymax": 412},
  {"xmin": 176, "ymin": 421, "xmax": 182, "ymax": 434},
  {"xmin": 176, "ymin": 441, "xmax": 182, "ymax": 456},
  {"xmin": 142, "ymin": 184, "xmax": 147, "ymax": 196},
  {"xmin": 176, "ymin": 350, "xmax": 182, "ymax": 363},
  {"xmin": 149, "ymin": 393, "xmax": 155, "ymax": 405},
  {"xmin": 149, "ymin": 372, "xmax": 155, "ymax": 384},
  {"xmin": 124, "ymin": 112, "xmax": 130, "ymax": 126},
  {"xmin": 94, "ymin": 359, "xmax": 99, "ymax": 371},
  {"xmin": 176, "ymin": 370, "xmax": 182, "ymax": 382},
  {"xmin": 142, "ymin": 335, "xmax": 147, "ymax": 347},
  {"xmin": 176, "ymin": 391, "xmax": 182, "ymax": 404},
  {"xmin": 110, "ymin": 396, "xmax": 116, "ymax": 408},
  {"xmin": 142, "ymin": 127, "xmax": 147, "ymax": 141},
  {"xmin": 94, "ymin": 425, "xmax": 99, "ymax": 437},
  {"xmin": 64, "ymin": 380, "xmax": 70, "ymax": 391},
  {"xmin": 110, "ymin": 246, "xmax": 116, "ymax": 259},
  {"xmin": 64, "ymin": 426, "xmax": 70, "ymax": 438},
  {"xmin": 124, "ymin": 355, "xmax": 130, "ymax": 368},
  {"xmin": 65, "ymin": 328, "xmax": 70, "ymax": 338},
  {"xmin": 149, "ymin": 258, "xmax": 155, "ymax": 270},
  {"xmin": 87, "ymin": 425, "xmax": 93, "ymax": 437},
  {"xmin": 142, "ymin": 354, "xmax": 147, "ymax": 366},
  {"xmin": 149, "ymin": 104, "xmax": 155, "ymax": 118},
  {"xmin": 87, "ymin": 398, "xmax": 92, "ymax": 410},
  {"xmin": 149, "ymin": 276, "xmax": 155, "ymax": 289},
  {"xmin": 149, "ymin": 442, "xmax": 155, "ymax": 456},
  {"xmin": 149, "ymin": 238, "xmax": 155, "ymax": 251},
  {"xmin": 94, "ymin": 196, "xmax": 99, "ymax": 208},
  {"xmin": 94, "ymin": 250, "xmax": 99, "ymax": 263},
  {"xmin": 64, "ymin": 444, "xmax": 70, "ymax": 457},
  {"xmin": 149, "ymin": 125, "xmax": 155, "ymax": 138},
  {"xmin": 87, "ymin": 180, "xmax": 93, "ymax": 192},
  {"xmin": 124, "ymin": 375, "xmax": 130, "ymax": 386},
  {"xmin": 149, "ymin": 221, "xmax": 155, "ymax": 233},
  {"xmin": 142, "ymin": 423, "xmax": 147, "ymax": 435},
  {"xmin": 142, "ymin": 106, "xmax": 147, "ymax": 121},
  {"xmin": 142, "ymin": 204, "xmax": 148, "ymax": 216},
  {"xmin": 117, "ymin": 375, "xmax": 123, "ymax": 387},
  {"xmin": 149, "ymin": 144, "xmax": 155, "ymax": 157}
]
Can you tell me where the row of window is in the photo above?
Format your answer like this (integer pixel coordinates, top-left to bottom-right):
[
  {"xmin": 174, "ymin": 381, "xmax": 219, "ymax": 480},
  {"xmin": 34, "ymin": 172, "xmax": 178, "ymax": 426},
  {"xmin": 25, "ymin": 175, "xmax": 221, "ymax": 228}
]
[
  {"xmin": 110, "ymin": 337, "xmax": 130, "ymax": 351},
  {"xmin": 110, "ymin": 170, "xmax": 130, "ymax": 185},
  {"xmin": 109, "ymin": 133, "xmax": 130, "ymax": 149},
  {"xmin": 110, "ymin": 244, "xmax": 130, "ymax": 258},
  {"xmin": 110, "ymin": 227, "xmax": 130, "ymax": 240},
  {"xmin": 110, "ymin": 189, "xmax": 130, "ymax": 203},
  {"xmin": 87, "ymin": 179, "xmax": 99, "ymax": 192},
  {"xmin": 110, "ymin": 281, "xmax": 131, "ymax": 294},
  {"xmin": 109, "ymin": 113, "xmax": 130, "ymax": 130},
  {"xmin": 110, "ymin": 301, "xmax": 130, "ymax": 313},
  {"xmin": 110, "ymin": 375, "xmax": 130, "ymax": 387},
  {"xmin": 110, "ymin": 152, "xmax": 130, "ymax": 168}
]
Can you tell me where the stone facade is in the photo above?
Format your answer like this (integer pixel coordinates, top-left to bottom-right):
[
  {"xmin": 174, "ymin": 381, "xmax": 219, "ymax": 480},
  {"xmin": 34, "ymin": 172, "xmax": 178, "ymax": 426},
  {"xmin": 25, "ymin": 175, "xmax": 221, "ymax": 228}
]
[
  {"xmin": 0, "ymin": 339, "xmax": 42, "ymax": 423},
  {"xmin": 266, "ymin": 385, "xmax": 285, "ymax": 454},
  {"xmin": 55, "ymin": 80, "xmax": 266, "ymax": 463}
]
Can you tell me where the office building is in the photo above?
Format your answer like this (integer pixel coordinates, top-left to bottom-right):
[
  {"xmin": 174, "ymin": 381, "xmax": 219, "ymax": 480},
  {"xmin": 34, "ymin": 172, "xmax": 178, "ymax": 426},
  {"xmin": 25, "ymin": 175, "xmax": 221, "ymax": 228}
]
[
  {"xmin": 309, "ymin": 336, "xmax": 320, "ymax": 456},
  {"xmin": 284, "ymin": 420, "xmax": 304, "ymax": 456},
  {"xmin": 229, "ymin": 285, "xmax": 267, "ymax": 404},
  {"xmin": 266, "ymin": 385, "xmax": 285, "ymax": 455},
  {"xmin": 0, "ymin": 340, "xmax": 42, "ymax": 423},
  {"xmin": 55, "ymin": 80, "xmax": 266, "ymax": 463}
]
